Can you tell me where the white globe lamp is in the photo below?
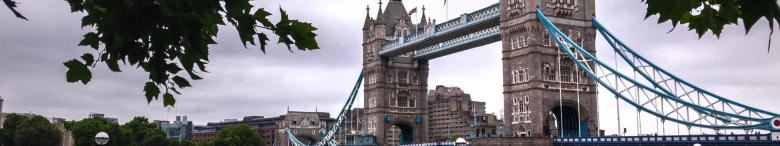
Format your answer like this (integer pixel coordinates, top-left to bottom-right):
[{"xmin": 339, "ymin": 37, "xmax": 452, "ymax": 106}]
[{"xmin": 95, "ymin": 132, "xmax": 109, "ymax": 145}]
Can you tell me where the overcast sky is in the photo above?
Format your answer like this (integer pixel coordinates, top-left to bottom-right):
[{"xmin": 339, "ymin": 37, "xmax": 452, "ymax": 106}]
[{"xmin": 1, "ymin": 0, "xmax": 778, "ymax": 136}]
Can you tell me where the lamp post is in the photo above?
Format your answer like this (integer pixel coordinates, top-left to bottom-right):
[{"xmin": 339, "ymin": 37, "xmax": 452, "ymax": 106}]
[{"xmin": 95, "ymin": 132, "xmax": 109, "ymax": 145}]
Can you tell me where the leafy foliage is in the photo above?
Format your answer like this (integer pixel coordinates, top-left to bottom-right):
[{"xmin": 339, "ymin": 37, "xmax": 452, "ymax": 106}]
[
  {"xmin": 122, "ymin": 116, "xmax": 159, "ymax": 145},
  {"xmin": 2, "ymin": 0, "xmax": 27, "ymax": 20},
  {"xmin": 63, "ymin": 0, "xmax": 320, "ymax": 107},
  {"xmin": 213, "ymin": 124, "xmax": 264, "ymax": 146},
  {"xmin": 643, "ymin": 0, "xmax": 780, "ymax": 51},
  {"xmin": 141, "ymin": 129, "xmax": 169, "ymax": 146},
  {"xmin": 1, "ymin": 113, "xmax": 29, "ymax": 146},
  {"xmin": 13, "ymin": 116, "xmax": 62, "ymax": 146},
  {"xmin": 68, "ymin": 117, "xmax": 135, "ymax": 146}
]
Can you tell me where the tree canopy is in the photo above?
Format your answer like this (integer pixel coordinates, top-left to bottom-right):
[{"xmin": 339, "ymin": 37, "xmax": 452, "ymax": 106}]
[
  {"xmin": 1, "ymin": 113, "xmax": 29, "ymax": 146},
  {"xmin": 643, "ymin": 0, "xmax": 780, "ymax": 51},
  {"xmin": 212, "ymin": 124, "xmax": 264, "ymax": 146},
  {"xmin": 67, "ymin": 117, "xmax": 134, "ymax": 146},
  {"xmin": 13, "ymin": 116, "xmax": 62, "ymax": 146}
]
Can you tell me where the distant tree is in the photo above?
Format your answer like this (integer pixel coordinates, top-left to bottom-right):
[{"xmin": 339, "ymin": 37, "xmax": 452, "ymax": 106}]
[
  {"xmin": 13, "ymin": 116, "xmax": 61, "ymax": 146},
  {"xmin": 180, "ymin": 140, "xmax": 196, "ymax": 146},
  {"xmin": 1, "ymin": 113, "xmax": 29, "ymax": 146},
  {"xmin": 68, "ymin": 117, "xmax": 133, "ymax": 146},
  {"xmin": 212, "ymin": 124, "xmax": 264, "ymax": 146},
  {"xmin": 141, "ymin": 129, "xmax": 169, "ymax": 146},
  {"xmin": 169, "ymin": 139, "xmax": 182, "ymax": 146},
  {"xmin": 122, "ymin": 116, "xmax": 158, "ymax": 144},
  {"xmin": 643, "ymin": 0, "xmax": 780, "ymax": 51},
  {"xmin": 195, "ymin": 140, "xmax": 214, "ymax": 146}
]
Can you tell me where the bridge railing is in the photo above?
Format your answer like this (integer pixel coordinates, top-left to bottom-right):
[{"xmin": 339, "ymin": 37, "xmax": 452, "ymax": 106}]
[
  {"xmin": 399, "ymin": 142, "xmax": 469, "ymax": 146},
  {"xmin": 413, "ymin": 26, "xmax": 500, "ymax": 58},
  {"xmin": 379, "ymin": 3, "xmax": 500, "ymax": 56},
  {"xmin": 553, "ymin": 134, "xmax": 772, "ymax": 143}
]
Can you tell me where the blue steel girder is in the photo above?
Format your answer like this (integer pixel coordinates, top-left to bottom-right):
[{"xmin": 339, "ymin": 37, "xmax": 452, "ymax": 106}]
[
  {"xmin": 592, "ymin": 18, "xmax": 780, "ymax": 122},
  {"xmin": 378, "ymin": 3, "xmax": 500, "ymax": 57},
  {"xmin": 412, "ymin": 25, "xmax": 500, "ymax": 60},
  {"xmin": 535, "ymin": 8, "xmax": 776, "ymax": 130}
]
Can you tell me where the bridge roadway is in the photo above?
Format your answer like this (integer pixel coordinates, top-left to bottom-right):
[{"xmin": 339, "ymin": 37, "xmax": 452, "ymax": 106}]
[{"xmin": 554, "ymin": 134, "xmax": 779, "ymax": 146}]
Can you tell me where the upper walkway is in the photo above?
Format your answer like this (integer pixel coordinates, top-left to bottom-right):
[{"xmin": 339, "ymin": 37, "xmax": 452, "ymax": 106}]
[{"xmin": 378, "ymin": 3, "xmax": 500, "ymax": 60}]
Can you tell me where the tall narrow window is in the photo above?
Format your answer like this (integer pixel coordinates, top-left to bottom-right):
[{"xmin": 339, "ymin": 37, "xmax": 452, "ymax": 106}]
[
  {"xmin": 515, "ymin": 36, "xmax": 523, "ymax": 49},
  {"xmin": 573, "ymin": 67, "xmax": 580, "ymax": 83},
  {"xmin": 398, "ymin": 72, "xmax": 408, "ymax": 84},
  {"xmin": 543, "ymin": 33, "xmax": 551, "ymax": 46},
  {"xmin": 389, "ymin": 92, "xmax": 396, "ymax": 107},
  {"xmin": 522, "ymin": 36, "xmax": 529, "ymax": 47},
  {"xmin": 412, "ymin": 73, "xmax": 418, "ymax": 85},
  {"xmin": 511, "ymin": 70, "xmax": 518, "ymax": 84},
  {"xmin": 409, "ymin": 94, "xmax": 416, "ymax": 107},
  {"xmin": 510, "ymin": 37, "xmax": 517, "ymax": 50},
  {"xmin": 386, "ymin": 71, "xmax": 393, "ymax": 83}
]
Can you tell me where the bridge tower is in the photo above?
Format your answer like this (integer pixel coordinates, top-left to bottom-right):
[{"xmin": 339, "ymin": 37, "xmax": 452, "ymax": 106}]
[
  {"xmin": 362, "ymin": 0, "xmax": 429, "ymax": 145},
  {"xmin": 500, "ymin": 0, "xmax": 598, "ymax": 137}
]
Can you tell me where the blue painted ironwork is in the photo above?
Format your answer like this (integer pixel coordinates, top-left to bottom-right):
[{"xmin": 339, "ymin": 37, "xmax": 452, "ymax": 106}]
[
  {"xmin": 553, "ymin": 134, "xmax": 774, "ymax": 145},
  {"xmin": 535, "ymin": 8, "xmax": 778, "ymax": 130},
  {"xmin": 593, "ymin": 18, "xmax": 779, "ymax": 123},
  {"xmin": 412, "ymin": 26, "xmax": 499, "ymax": 59},
  {"xmin": 285, "ymin": 71, "xmax": 364, "ymax": 146},
  {"xmin": 378, "ymin": 3, "xmax": 499, "ymax": 56}
]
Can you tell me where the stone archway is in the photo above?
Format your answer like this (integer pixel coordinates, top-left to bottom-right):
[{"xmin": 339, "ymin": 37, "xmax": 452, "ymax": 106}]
[
  {"xmin": 386, "ymin": 122, "xmax": 415, "ymax": 145},
  {"xmin": 293, "ymin": 134, "xmax": 318, "ymax": 145},
  {"xmin": 547, "ymin": 101, "xmax": 590, "ymax": 137}
]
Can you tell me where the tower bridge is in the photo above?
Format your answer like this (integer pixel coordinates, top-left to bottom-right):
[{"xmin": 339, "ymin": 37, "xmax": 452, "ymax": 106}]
[{"xmin": 281, "ymin": 0, "xmax": 780, "ymax": 146}]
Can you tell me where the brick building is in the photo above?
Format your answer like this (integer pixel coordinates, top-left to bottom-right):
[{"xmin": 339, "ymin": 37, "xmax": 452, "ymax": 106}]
[{"xmin": 427, "ymin": 85, "xmax": 487, "ymax": 140}]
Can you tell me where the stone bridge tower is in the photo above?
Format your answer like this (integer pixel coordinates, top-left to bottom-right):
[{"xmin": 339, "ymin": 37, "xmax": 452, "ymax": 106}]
[
  {"xmin": 500, "ymin": 0, "xmax": 598, "ymax": 137},
  {"xmin": 362, "ymin": 0, "xmax": 430, "ymax": 145}
]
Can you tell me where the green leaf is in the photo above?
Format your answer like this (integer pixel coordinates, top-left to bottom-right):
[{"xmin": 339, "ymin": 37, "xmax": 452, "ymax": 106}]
[
  {"xmin": 80, "ymin": 53, "xmax": 95, "ymax": 66},
  {"xmin": 78, "ymin": 32, "xmax": 100, "ymax": 50},
  {"xmin": 143, "ymin": 82, "xmax": 160, "ymax": 103},
  {"xmin": 253, "ymin": 8, "xmax": 275, "ymax": 29},
  {"xmin": 166, "ymin": 63, "xmax": 182, "ymax": 74},
  {"xmin": 257, "ymin": 33, "xmax": 269, "ymax": 53},
  {"xmin": 106, "ymin": 59, "xmax": 122, "ymax": 72},
  {"xmin": 738, "ymin": 0, "xmax": 779, "ymax": 34},
  {"xmin": 289, "ymin": 20, "xmax": 320, "ymax": 50},
  {"xmin": 171, "ymin": 76, "xmax": 191, "ymax": 89},
  {"xmin": 63, "ymin": 59, "xmax": 92, "ymax": 85},
  {"xmin": 163, "ymin": 92, "xmax": 175, "ymax": 107}
]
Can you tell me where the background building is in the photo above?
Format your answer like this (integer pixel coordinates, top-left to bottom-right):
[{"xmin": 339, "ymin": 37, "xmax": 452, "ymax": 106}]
[
  {"xmin": 427, "ymin": 85, "xmax": 487, "ymax": 141},
  {"xmin": 192, "ymin": 111, "xmax": 334, "ymax": 146},
  {"xmin": 160, "ymin": 116, "xmax": 194, "ymax": 141},
  {"xmin": 89, "ymin": 112, "xmax": 118, "ymax": 123}
]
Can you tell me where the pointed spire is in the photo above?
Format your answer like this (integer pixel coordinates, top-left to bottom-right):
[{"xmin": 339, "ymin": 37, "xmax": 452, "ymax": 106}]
[
  {"xmin": 364, "ymin": 5, "xmax": 372, "ymax": 30},
  {"xmin": 417, "ymin": 5, "xmax": 427, "ymax": 30},
  {"xmin": 376, "ymin": 0, "xmax": 384, "ymax": 21}
]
